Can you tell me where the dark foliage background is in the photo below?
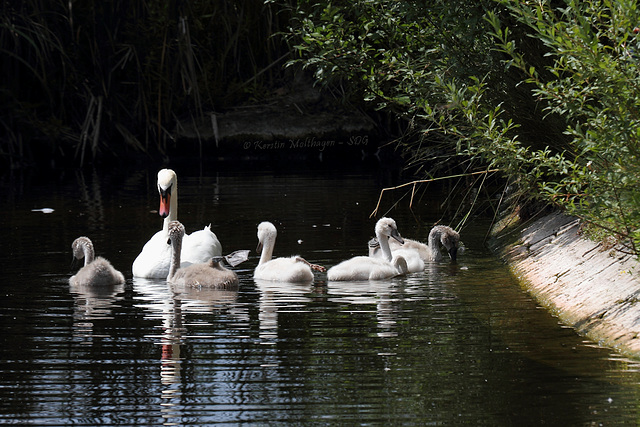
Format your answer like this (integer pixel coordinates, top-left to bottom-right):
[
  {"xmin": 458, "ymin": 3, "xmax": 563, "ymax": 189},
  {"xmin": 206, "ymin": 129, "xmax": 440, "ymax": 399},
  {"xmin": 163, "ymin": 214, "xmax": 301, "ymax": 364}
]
[
  {"xmin": 1, "ymin": 0, "xmax": 290, "ymax": 167},
  {"xmin": 3, "ymin": 0, "xmax": 640, "ymax": 254}
]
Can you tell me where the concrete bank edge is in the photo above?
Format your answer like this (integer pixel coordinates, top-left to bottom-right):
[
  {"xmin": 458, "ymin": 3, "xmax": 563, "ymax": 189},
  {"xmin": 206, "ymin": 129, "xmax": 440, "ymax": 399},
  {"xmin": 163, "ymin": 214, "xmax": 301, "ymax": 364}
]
[{"xmin": 489, "ymin": 210, "xmax": 640, "ymax": 358}]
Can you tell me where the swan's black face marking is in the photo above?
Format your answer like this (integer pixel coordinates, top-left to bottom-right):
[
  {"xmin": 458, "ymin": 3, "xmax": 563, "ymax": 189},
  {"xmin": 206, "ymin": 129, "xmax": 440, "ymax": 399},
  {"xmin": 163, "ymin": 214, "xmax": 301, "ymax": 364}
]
[
  {"xmin": 159, "ymin": 183, "xmax": 172, "ymax": 198},
  {"xmin": 158, "ymin": 183, "xmax": 173, "ymax": 218}
]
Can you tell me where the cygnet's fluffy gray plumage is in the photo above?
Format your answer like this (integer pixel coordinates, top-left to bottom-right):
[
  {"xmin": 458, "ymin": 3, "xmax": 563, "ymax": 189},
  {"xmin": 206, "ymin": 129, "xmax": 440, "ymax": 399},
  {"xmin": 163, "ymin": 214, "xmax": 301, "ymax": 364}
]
[
  {"xmin": 167, "ymin": 221, "xmax": 238, "ymax": 288},
  {"xmin": 69, "ymin": 237, "xmax": 125, "ymax": 286}
]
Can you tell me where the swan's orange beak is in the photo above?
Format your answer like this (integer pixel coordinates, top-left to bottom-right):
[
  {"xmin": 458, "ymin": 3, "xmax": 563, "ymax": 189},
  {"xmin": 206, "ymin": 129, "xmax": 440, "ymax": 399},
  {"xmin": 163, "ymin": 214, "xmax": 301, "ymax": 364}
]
[{"xmin": 159, "ymin": 189, "xmax": 171, "ymax": 218}]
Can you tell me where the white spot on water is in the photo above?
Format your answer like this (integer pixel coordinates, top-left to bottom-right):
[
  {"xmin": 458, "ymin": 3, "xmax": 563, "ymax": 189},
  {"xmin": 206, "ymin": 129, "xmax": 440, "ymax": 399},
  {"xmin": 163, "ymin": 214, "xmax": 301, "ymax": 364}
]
[{"xmin": 32, "ymin": 208, "xmax": 54, "ymax": 214}]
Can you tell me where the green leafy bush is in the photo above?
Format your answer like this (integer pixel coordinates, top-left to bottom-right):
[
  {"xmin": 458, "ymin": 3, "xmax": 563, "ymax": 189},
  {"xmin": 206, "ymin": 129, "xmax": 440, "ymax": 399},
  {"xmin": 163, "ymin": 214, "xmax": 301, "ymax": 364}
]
[
  {"xmin": 484, "ymin": 0, "xmax": 640, "ymax": 253},
  {"xmin": 285, "ymin": 0, "xmax": 640, "ymax": 255}
]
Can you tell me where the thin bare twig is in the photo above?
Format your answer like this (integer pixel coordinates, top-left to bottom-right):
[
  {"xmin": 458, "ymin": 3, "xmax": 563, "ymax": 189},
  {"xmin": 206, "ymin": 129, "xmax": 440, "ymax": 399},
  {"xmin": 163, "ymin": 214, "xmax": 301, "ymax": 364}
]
[
  {"xmin": 369, "ymin": 169, "xmax": 500, "ymax": 218},
  {"xmin": 455, "ymin": 168, "xmax": 489, "ymax": 232}
]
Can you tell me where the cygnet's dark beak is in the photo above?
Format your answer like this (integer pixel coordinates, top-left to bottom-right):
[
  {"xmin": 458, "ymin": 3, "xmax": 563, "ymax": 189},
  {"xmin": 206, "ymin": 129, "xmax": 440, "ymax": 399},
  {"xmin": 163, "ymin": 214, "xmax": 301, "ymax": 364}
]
[
  {"xmin": 256, "ymin": 241, "xmax": 263, "ymax": 253},
  {"xmin": 211, "ymin": 256, "xmax": 225, "ymax": 266},
  {"xmin": 390, "ymin": 229, "xmax": 404, "ymax": 244},
  {"xmin": 449, "ymin": 247, "xmax": 458, "ymax": 262}
]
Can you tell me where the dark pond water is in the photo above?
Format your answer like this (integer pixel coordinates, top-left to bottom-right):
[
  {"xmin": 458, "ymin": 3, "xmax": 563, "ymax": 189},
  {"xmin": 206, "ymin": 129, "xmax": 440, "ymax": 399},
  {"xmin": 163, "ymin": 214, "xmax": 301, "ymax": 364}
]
[{"xmin": 2, "ymin": 164, "xmax": 640, "ymax": 425}]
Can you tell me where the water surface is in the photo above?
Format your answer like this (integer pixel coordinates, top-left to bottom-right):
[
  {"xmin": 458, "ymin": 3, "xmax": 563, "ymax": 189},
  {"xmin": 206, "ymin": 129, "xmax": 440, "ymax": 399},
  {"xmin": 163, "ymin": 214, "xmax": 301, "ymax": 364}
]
[{"xmin": 1, "ymin": 166, "xmax": 640, "ymax": 425}]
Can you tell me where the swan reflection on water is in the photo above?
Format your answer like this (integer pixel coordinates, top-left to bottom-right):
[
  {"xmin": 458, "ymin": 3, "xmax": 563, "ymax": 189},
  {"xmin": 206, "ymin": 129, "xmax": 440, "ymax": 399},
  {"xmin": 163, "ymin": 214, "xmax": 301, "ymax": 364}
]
[
  {"xmin": 255, "ymin": 279, "xmax": 316, "ymax": 342},
  {"xmin": 132, "ymin": 277, "xmax": 247, "ymax": 340},
  {"xmin": 70, "ymin": 281, "xmax": 126, "ymax": 319},
  {"xmin": 132, "ymin": 276, "xmax": 245, "ymax": 388},
  {"xmin": 132, "ymin": 276, "xmax": 248, "ymax": 424},
  {"xmin": 326, "ymin": 275, "xmax": 428, "ymax": 338},
  {"xmin": 132, "ymin": 276, "xmax": 248, "ymax": 371},
  {"xmin": 69, "ymin": 280, "xmax": 125, "ymax": 343}
]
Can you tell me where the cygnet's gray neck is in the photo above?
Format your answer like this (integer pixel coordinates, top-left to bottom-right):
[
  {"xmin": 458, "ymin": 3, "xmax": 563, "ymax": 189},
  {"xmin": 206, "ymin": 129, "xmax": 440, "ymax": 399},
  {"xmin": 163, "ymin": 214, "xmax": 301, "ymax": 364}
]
[
  {"xmin": 428, "ymin": 228, "xmax": 443, "ymax": 261},
  {"xmin": 168, "ymin": 236, "xmax": 182, "ymax": 280},
  {"xmin": 80, "ymin": 238, "xmax": 95, "ymax": 266}
]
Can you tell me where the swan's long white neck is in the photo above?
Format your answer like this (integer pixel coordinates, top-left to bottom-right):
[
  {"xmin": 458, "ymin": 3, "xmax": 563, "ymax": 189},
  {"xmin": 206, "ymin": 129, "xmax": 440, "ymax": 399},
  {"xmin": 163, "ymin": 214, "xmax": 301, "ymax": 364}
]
[
  {"xmin": 258, "ymin": 233, "xmax": 276, "ymax": 265},
  {"xmin": 393, "ymin": 256, "xmax": 408, "ymax": 274},
  {"xmin": 376, "ymin": 228, "xmax": 394, "ymax": 262}
]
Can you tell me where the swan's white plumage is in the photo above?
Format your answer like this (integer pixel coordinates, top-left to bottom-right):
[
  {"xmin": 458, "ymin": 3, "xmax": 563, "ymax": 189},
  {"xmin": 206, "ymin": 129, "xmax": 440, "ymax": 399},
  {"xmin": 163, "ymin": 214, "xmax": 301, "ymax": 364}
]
[
  {"xmin": 327, "ymin": 255, "xmax": 408, "ymax": 281},
  {"xmin": 327, "ymin": 217, "xmax": 410, "ymax": 281},
  {"xmin": 69, "ymin": 237, "xmax": 125, "ymax": 286},
  {"xmin": 132, "ymin": 169, "xmax": 222, "ymax": 278},
  {"xmin": 370, "ymin": 224, "xmax": 460, "ymax": 262},
  {"xmin": 167, "ymin": 221, "xmax": 238, "ymax": 288},
  {"xmin": 389, "ymin": 248, "xmax": 424, "ymax": 272},
  {"xmin": 254, "ymin": 221, "xmax": 318, "ymax": 283}
]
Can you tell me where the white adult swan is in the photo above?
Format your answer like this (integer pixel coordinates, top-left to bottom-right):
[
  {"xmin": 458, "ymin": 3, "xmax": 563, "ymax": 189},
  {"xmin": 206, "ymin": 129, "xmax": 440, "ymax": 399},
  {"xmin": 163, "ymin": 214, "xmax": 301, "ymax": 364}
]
[
  {"xmin": 69, "ymin": 237, "xmax": 125, "ymax": 286},
  {"xmin": 369, "ymin": 224, "xmax": 460, "ymax": 262},
  {"xmin": 132, "ymin": 168, "xmax": 222, "ymax": 278},
  {"xmin": 254, "ymin": 221, "xmax": 326, "ymax": 283},
  {"xmin": 327, "ymin": 217, "xmax": 411, "ymax": 281},
  {"xmin": 167, "ymin": 221, "xmax": 239, "ymax": 288}
]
